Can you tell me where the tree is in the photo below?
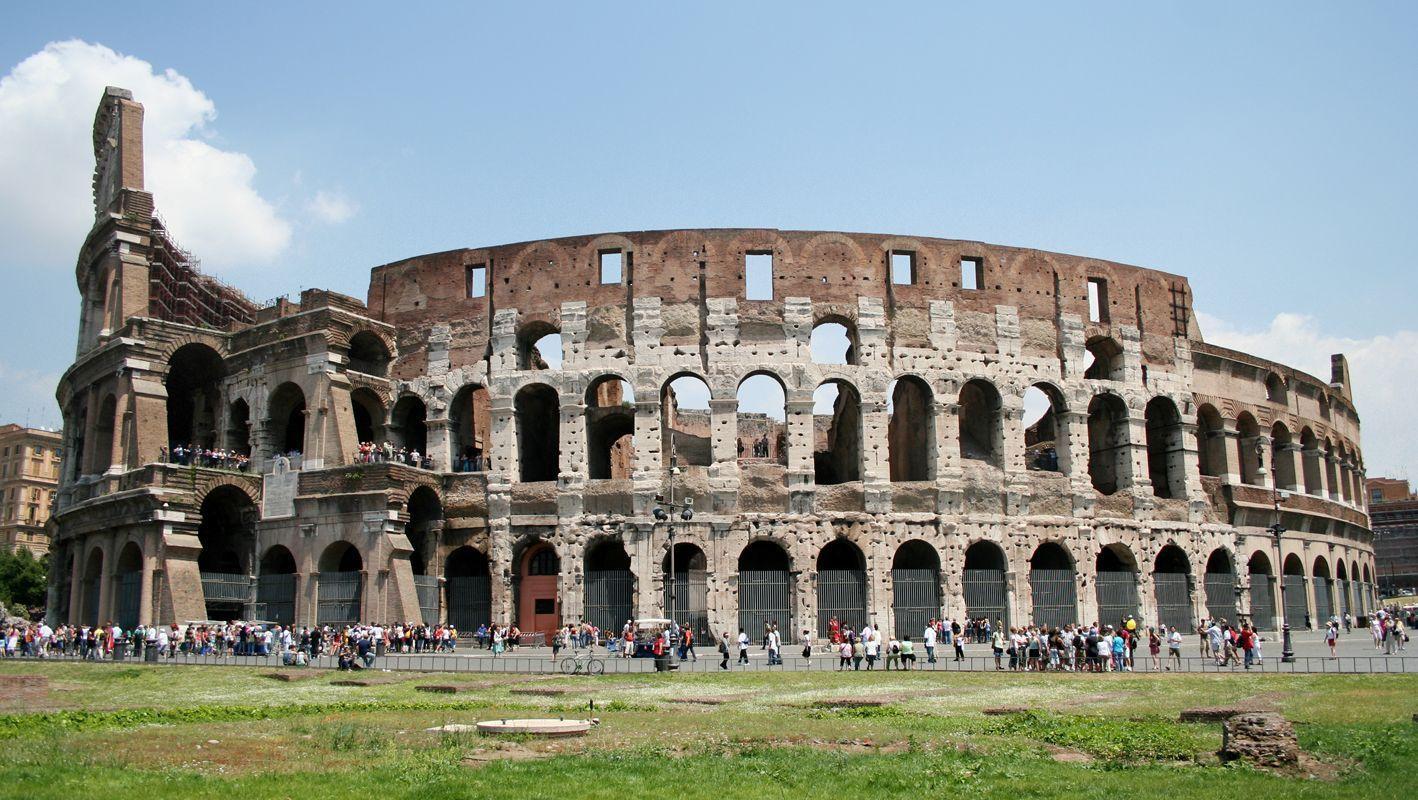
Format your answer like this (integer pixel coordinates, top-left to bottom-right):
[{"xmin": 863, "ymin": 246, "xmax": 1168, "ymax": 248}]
[{"xmin": 0, "ymin": 548, "xmax": 47, "ymax": 611}]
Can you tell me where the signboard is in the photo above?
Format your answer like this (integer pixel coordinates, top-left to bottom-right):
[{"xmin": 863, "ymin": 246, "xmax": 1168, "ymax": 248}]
[{"xmin": 262, "ymin": 456, "xmax": 299, "ymax": 519}]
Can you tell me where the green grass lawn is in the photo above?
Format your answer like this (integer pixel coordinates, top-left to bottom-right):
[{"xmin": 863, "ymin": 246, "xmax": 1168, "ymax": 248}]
[{"xmin": 1, "ymin": 661, "xmax": 1414, "ymax": 799}]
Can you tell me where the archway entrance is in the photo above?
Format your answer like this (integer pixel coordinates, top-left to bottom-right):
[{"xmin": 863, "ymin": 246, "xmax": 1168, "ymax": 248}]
[
  {"xmin": 197, "ymin": 486, "xmax": 257, "ymax": 621},
  {"xmin": 738, "ymin": 541, "xmax": 790, "ymax": 641},
  {"xmin": 517, "ymin": 543, "xmax": 560, "ymax": 635},
  {"xmin": 891, "ymin": 540, "xmax": 940, "ymax": 639},
  {"xmin": 1335, "ymin": 561, "xmax": 1350, "ymax": 620},
  {"xmin": 1248, "ymin": 553, "xmax": 1276, "ymax": 631},
  {"xmin": 1095, "ymin": 545, "xmax": 1139, "ymax": 628},
  {"xmin": 1312, "ymin": 557, "xmax": 1333, "ymax": 625},
  {"xmin": 1204, "ymin": 549, "xmax": 1237, "ymax": 623},
  {"xmin": 268, "ymin": 383, "xmax": 307, "ymax": 458},
  {"xmin": 817, "ymin": 539, "xmax": 867, "ymax": 637},
  {"xmin": 663, "ymin": 542, "xmax": 710, "ymax": 643},
  {"xmin": 1282, "ymin": 555, "xmax": 1308, "ymax": 629},
  {"xmin": 115, "ymin": 542, "xmax": 143, "ymax": 630},
  {"xmin": 166, "ymin": 344, "xmax": 225, "ymax": 450},
  {"xmin": 963, "ymin": 541, "xmax": 1009, "ymax": 628},
  {"xmin": 405, "ymin": 486, "xmax": 442, "ymax": 623},
  {"xmin": 586, "ymin": 376, "xmax": 635, "ymax": 480},
  {"xmin": 1029, "ymin": 542, "xmax": 1077, "ymax": 629},
  {"xmin": 584, "ymin": 539, "xmax": 634, "ymax": 634},
  {"xmin": 317, "ymin": 542, "xmax": 363, "ymax": 628},
  {"xmin": 81, "ymin": 547, "xmax": 103, "ymax": 627},
  {"xmin": 1153, "ymin": 546, "xmax": 1193, "ymax": 632},
  {"xmin": 445, "ymin": 547, "xmax": 491, "ymax": 632},
  {"xmin": 257, "ymin": 546, "xmax": 297, "ymax": 626}
]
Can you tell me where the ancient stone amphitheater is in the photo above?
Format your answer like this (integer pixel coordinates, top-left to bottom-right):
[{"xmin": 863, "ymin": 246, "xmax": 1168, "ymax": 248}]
[{"xmin": 49, "ymin": 88, "xmax": 1376, "ymax": 641}]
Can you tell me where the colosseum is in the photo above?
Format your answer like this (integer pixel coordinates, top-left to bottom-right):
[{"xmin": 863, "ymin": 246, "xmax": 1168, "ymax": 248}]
[{"xmin": 47, "ymin": 87, "xmax": 1376, "ymax": 643}]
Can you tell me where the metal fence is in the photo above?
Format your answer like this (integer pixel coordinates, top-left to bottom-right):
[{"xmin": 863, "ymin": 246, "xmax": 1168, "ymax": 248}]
[
  {"xmin": 257, "ymin": 574, "xmax": 296, "ymax": 626},
  {"xmin": 1283, "ymin": 575, "xmax": 1309, "ymax": 626},
  {"xmin": 817, "ymin": 569, "xmax": 867, "ymax": 635},
  {"xmin": 739, "ymin": 570, "xmax": 789, "ymax": 642},
  {"xmin": 1095, "ymin": 571, "xmax": 1139, "ymax": 627},
  {"xmin": 201, "ymin": 572, "xmax": 252, "ymax": 603},
  {"xmin": 413, "ymin": 575, "xmax": 440, "ymax": 624},
  {"xmin": 446, "ymin": 575, "xmax": 491, "ymax": 632},
  {"xmin": 1250, "ymin": 572, "xmax": 1275, "ymax": 631},
  {"xmin": 1204, "ymin": 572, "xmax": 1237, "ymax": 622},
  {"xmin": 1153, "ymin": 572, "xmax": 1192, "ymax": 631},
  {"xmin": 1028, "ymin": 569, "xmax": 1077, "ymax": 630},
  {"xmin": 115, "ymin": 572, "xmax": 141, "ymax": 630},
  {"xmin": 891, "ymin": 568, "xmax": 940, "ymax": 640},
  {"xmin": 1313, "ymin": 576, "xmax": 1333, "ymax": 623},
  {"xmin": 664, "ymin": 571, "xmax": 712, "ymax": 643},
  {"xmin": 317, "ymin": 572, "xmax": 362, "ymax": 628},
  {"xmin": 584, "ymin": 570, "xmax": 634, "ymax": 634},
  {"xmin": 963, "ymin": 568, "xmax": 1007, "ymax": 627}
]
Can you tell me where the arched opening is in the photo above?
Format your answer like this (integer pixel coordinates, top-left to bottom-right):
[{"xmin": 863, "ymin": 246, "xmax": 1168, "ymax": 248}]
[
  {"xmin": 661, "ymin": 374, "xmax": 712, "ymax": 467},
  {"xmin": 585, "ymin": 375, "xmax": 635, "ymax": 480},
  {"xmin": 226, "ymin": 399, "xmax": 251, "ymax": 456},
  {"xmin": 1300, "ymin": 428, "xmax": 1321, "ymax": 495},
  {"xmin": 1023, "ymin": 384, "xmax": 1067, "ymax": 473},
  {"xmin": 198, "ymin": 485, "xmax": 257, "ymax": 621},
  {"xmin": 67, "ymin": 403, "xmax": 88, "ymax": 481},
  {"xmin": 1282, "ymin": 554, "xmax": 1308, "ymax": 630},
  {"xmin": 1145, "ymin": 397, "xmax": 1186, "ymax": 498},
  {"xmin": 1087, "ymin": 393, "xmax": 1130, "ymax": 495},
  {"xmin": 405, "ymin": 486, "xmax": 442, "ymax": 623},
  {"xmin": 1248, "ymin": 552, "xmax": 1276, "ymax": 631},
  {"xmin": 810, "ymin": 319, "xmax": 858, "ymax": 365},
  {"xmin": 1153, "ymin": 545, "xmax": 1193, "ymax": 631},
  {"xmin": 1204, "ymin": 549, "xmax": 1237, "ymax": 623},
  {"xmin": 1337, "ymin": 445, "xmax": 1354, "ymax": 503},
  {"xmin": 516, "ymin": 542, "xmax": 560, "ymax": 635},
  {"xmin": 1335, "ymin": 561, "xmax": 1351, "ymax": 620},
  {"xmin": 1236, "ymin": 413, "xmax": 1261, "ymax": 485},
  {"xmin": 963, "ymin": 541, "xmax": 1009, "ymax": 627},
  {"xmin": 91, "ymin": 394, "xmax": 117, "ymax": 474},
  {"xmin": 1312, "ymin": 556, "xmax": 1334, "ymax": 625},
  {"xmin": 350, "ymin": 388, "xmax": 386, "ymax": 450},
  {"xmin": 445, "ymin": 546, "xmax": 491, "ymax": 632},
  {"xmin": 1196, "ymin": 404, "xmax": 1225, "ymax": 478},
  {"xmin": 584, "ymin": 539, "xmax": 634, "ymax": 634},
  {"xmin": 518, "ymin": 322, "xmax": 562, "ymax": 370},
  {"xmin": 1271, "ymin": 422, "xmax": 1296, "ymax": 491},
  {"xmin": 663, "ymin": 542, "xmax": 710, "ymax": 642},
  {"xmin": 888, "ymin": 377, "xmax": 933, "ymax": 481},
  {"xmin": 81, "ymin": 547, "xmax": 104, "ymax": 626},
  {"xmin": 1083, "ymin": 336, "xmax": 1124, "ymax": 380},
  {"xmin": 1361, "ymin": 563, "xmax": 1373, "ymax": 610},
  {"xmin": 1029, "ymin": 542, "xmax": 1077, "ymax": 629},
  {"xmin": 737, "ymin": 372, "xmax": 787, "ymax": 466},
  {"xmin": 317, "ymin": 542, "xmax": 364, "ymax": 628},
  {"xmin": 166, "ymin": 343, "xmax": 225, "ymax": 450},
  {"xmin": 347, "ymin": 331, "xmax": 391, "ymax": 377},
  {"xmin": 958, "ymin": 379, "xmax": 1003, "ymax": 467},
  {"xmin": 1265, "ymin": 373, "xmax": 1287, "ymax": 404},
  {"xmin": 813, "ymin": 379, "xmax": 861, "ymax": 485},
  {"xmin": 515, "ymin": 383, "xmax": 560, "ymax": 482},
  {"xmin": 390, "ymin": 395, "xmax": 428, "ymax": 460},
  {"xmin": 891, "ymin": 540, "xmax": 941, "ymax": 639},
  {"xmin": 450, "ymin": 383, "xmax": 491, "ymax": 472},
  {"xmin": 817, "ymin": 539, "xmax": 867, "ymax": 637},
  {"xmin": 267, "ymin": 382, "xmax": 307, "ymax": 458},
  {"xmin": 114, "ymin": 542, "xmax": 143, "ymax": 630},
  {"xmin": 256, "ymin": 545, "xmax": 297, "ymax": 626},
  {"xmin": 738, "ymin": 541, "xmax": 791, "ymax": 640},
  {"xmin": 1095, "ymin": 544, "xmax": 1140, "ymax": 628}
]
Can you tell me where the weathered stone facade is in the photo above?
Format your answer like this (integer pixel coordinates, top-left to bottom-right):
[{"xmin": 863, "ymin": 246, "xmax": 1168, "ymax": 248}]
[{"xmin": 48, "ymin": 88, "xmax": 1376, "ymax": 641}]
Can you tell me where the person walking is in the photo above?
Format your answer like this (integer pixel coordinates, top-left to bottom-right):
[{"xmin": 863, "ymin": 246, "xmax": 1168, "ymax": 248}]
[
  {"xmin": 801, "ymin": 629, "xmax": 813, "ymax": 661},
  {"xmin": 1325, "ymin": 621, "xmax": 1339, "ymax": 658},
  {"xmin": 767, "ymin": 625, "xmax": 782, "ymax": 666},
  {"xmin": 737, "ymin": 628, "xmax": 750, "ymax": 665},
  {"xmin": 837, "ymin": 637, "xmax": 852, "ymax": 670},
  {"xmin": 718, "ymin": 632, "xmax": 730, "ymax": 670},
  {"xmin": 923, "ymin": 622, "xmax": 937, "ymax": 664}
]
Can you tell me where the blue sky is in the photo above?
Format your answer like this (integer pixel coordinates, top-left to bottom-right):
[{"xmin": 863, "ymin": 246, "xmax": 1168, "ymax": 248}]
[{"xmin": 1, "ymin": 4, "xmax": 1415, "ymax": 477}]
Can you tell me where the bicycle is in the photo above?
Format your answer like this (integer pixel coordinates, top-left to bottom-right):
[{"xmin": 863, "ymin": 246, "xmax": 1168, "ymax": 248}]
[{"xmin": 560, "ymin": 650, "xmax": 605, "ymax": 675}]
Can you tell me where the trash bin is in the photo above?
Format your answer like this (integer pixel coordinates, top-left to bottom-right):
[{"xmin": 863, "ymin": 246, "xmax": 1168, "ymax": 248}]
[
  {"xmin": 145, "ymin": 644, "xmax": 158, "ymax": 662},
  {"xmin": 112, "ymin": 644, "xmax": 125, "ymax": 661},
  {"xmin": 654, "ymin": 654, "xmax": 670, "ymax": 672}
]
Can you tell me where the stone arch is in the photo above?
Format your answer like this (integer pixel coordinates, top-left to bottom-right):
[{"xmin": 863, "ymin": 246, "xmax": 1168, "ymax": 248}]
[
  {"xmin": 810, "ymin": 316, "xmax": 859, "ymax": 366},
  {"xmin": 585, "ymin": 374, "xmax": 635, "ymax": 480},
  {"xmin": 515, "ymin": 383, "xmax": 560, "ymax": 482},
  {"xmin": 959, "ymin": 378, "xmax": 1003, "ymax": 467},
  {"xmin": 449, "ymin": 382, "xmax": 491, "ymax": 472},
  {"xmin": 1083, "ymin": 336, "xmax": 1124, "ymax": 380},
  {"xmin": 888, "ymin": 375, "xmax": 934, "ymax": 481},
  {"xmin": 736, "ymin": 370, "xmax": 788, "ymax": 468},
  {"xmin": 1153, "ymin": 544, "xmax": 1193, "ymax": 631},
  {"xmin": 350, "ymin": 387, "xmax": 387, "ymax": 447},
  {"xmin": 389, "ymin": 394, "xmax": 428, "ymax": 457},
  {"xmin": 91, "ymin": 393, "xmax": 118, "ymax": 474},
  {"xmin": 738, "ymin": 540, "xmax": 792, "ymax": 639},
  {"xmin": 1312, "ymin": 554, "xmax": 1334, "ymax": 624},
  {"xmin": 267, "ymin": 382, "xmax": 307, "ymax": 457},
  {"xmin": 1299, "ymin": 427, "xmax": 1321, "ymax": 494},
  {"xmin": 226, "ymin": 398, "xmax": 251, "ymax": 456},
  {"xmin": 1087, "ymin": 393, "xmax": 1130, "ymax": 495},
  {"xmin": 1265, "ymin": 372, "xmax": 1287, "ymax": 404},
  {"xmin": 813, "ymin": 378, "xmax": 862, "ymax": 485},
  {"xmin": 1203, "ymin": 548, "xmax": 1238, "ymax": 623},
  {"xmin": 316, "ymin": 541, "xmax": 364, "ymax": 628},
  {"xmin": 166, "ymin": 342, "xmax": 226, "ymax": 450},
  {"xmin": 404, "ymin": 485, "xmax": 442, "ymax": 575},
  {"xmin": 1282, "ymin": 553, "xmax": 1309, "ymax": 629},
  {"xmin": 663, "ymin": 542, "xmax": 710, "ymax": 642},
  {"xmin": 1145, "ymin": 396, "xmax": 1186, "ymax": 498},
  {"xmin": 256, "ymin": 544, "xmax": 298, "ymax": 625},
  {"xmin": 197, "ymin": 484, "xmax": 257, "ymax": 575},
  {"xmin": 445, "ymin": 546, "xmax": 491, "ymax": 632},
  {"xmin": 1095, "ymin": 543, "xmax": 1140, "ymax": 627},
  {"xmin": 817, "ymin": 538, "xmax": 867, "ymax": 636},
  {"xmin": 584, "ymin": 537, "xmax": 634, "ymax": 633},
  {"xmin": 347, "ymin": 330, "xmax": 392, "ymax": 377},
  {"xmin": 517, "ymin": 320, "xmax": 562, "ymax": 371},
  {"xmin": 1247, "ymin": 550, "xmax": 1277, "ymax": 631},
  {"xmin": 1196, "ymin": 403, "xmax": 1225, "ymax": 478},
  {"xmin": 890, "ymin": 539, "xmax": 941, "ymax": 639},
  {"xmin": 1271, "ymin": 421, "xmax": 1296, "ymax": 490},
  {"xmin": 81, "ymin": 545, "xmax": 105, "ymax": 626},
  {"xmin": 661, "ymin": 372, "xmax": 713, "ymax": 468},
  {"xmin": 114, "ymin": 541, "xmax": 143, "ymax": 630},
  {"xmin": 1029, "ymin": 541, "xmax": 1077, "ymax": 629},
  {"xmin": 1023, "ymin": 382, "xmax": 1068, "ymax": 473},
  {"xmin": 1236, "ymin": 412, "xmax": 1261, "ymax": 485},
  {"xmin": 963, "ymin": 540, "xmax": 1009, "ymax": 627}
]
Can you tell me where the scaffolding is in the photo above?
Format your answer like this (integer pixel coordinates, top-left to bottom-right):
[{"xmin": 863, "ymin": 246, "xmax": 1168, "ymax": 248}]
[{"xmin": 146, "ymin": 215, "xmax": 258, "ymax": 330}]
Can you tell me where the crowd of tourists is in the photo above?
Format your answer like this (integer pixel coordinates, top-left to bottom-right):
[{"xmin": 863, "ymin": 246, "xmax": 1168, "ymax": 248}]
[
  {"xmin": 161, "ymin": 444, "xmax": 250, "ymax": 471},
  {"xmin": 354, "ymin": 441, "xmax": 433, "ymax": 470}
]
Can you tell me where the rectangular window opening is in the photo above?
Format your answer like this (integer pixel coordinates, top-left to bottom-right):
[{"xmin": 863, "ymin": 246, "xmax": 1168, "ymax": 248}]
[
  {"xmin": 1087, "ymin": 277, "xmax": 1108, "ymax": 323},
  {"xmin": 745, "ymin": 251, "xmax": 773, "ymax": 300},
  {"xmin": 466, "ymin": 264, "xmax": 486, "ymax": 298},
  {"xmin": 891, "ymin": 251, "xmax": 916, "ymax": 285},
  {"xmin": 960, "ymin": 257, "xmax": 982, "ymax": 290},
  {"xmin": 598, "ymin": 250, "xmax": 623, "ymax": 285}
]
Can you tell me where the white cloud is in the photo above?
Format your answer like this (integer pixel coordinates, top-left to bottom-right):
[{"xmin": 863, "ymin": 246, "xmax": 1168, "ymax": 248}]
[
  {"xmin": 0, "ymin": 361, "xmax": 64, "ymax": 431},
  {"xmin": 1198, "ymin": 310, "xmax": 1417, "ymax": 481},
  {"xmin": 0, "ymin": 40, "xmax": 291, "ymax": 272},
  {"xmin": 307, "ymin": 190, "xmax": 358, "ymax": 224}
]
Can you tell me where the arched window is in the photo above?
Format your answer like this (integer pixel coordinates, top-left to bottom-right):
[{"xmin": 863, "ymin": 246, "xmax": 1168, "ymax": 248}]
[
  {"xmin": 1144, "ymin": 397, "xmax": 1185, "ymax": 498},
  {"xmin": 1023, "ymin": 384, "xmax": 1067, "ymax": 473},
  {"xmin": 518, "ymin": 322, "xmax": 562, "ymax": 370},
  {"xmin": 736, "ymin": 372, "xmax": 787, "ymax": 466},
  {"xmin": 661, "ymin": 374, "xmax": 712, "ymax": 468},
  {"xmin": 888, "ymin": 377, "xmax": 933, "ymax": 481},
  {"xmin": 226, "ymin": 399, "xmax": 251, "ymax": 456},
  {"xmin": 1196, "ymin": 404, "xmax": 1224, "ymax": 478},
  {"xmin": 817, "ymin": 539, "xmax": 867, "ymax": 635},
  {"xmin": 958, "ymin": 379, "xmax": 1003, "ymax": 467},
  {"xmin": 347, "ymin": 331, "xmax": 391, "ymax": 377},
  {"xmin": 810, "ymin": 318, "xmax": 858, "ymax": 366},
  {"xmin": 166, "ymin": 344, "xmax": 225, "ymax": 450},
  {"xmin": 450, "ymin": 384, "xmax": 491, "ymax": 472},
  {"xmin": 585, "ymin": 375, "xmax": 635, "ymax": 480},
  {"xmin": 267, "ymin": 383, "xmax": 307, "ymax": 457},
  {"xmin": 1235, "ymin": 412, "xmax": 1261, "ymax": 485},
  {"xmin": 1083, "ymin": 336, "xmax": 1124, "ymax": 381},
  {"xmin": 390, "ymin": 395, "xmax": 429, "ymax": 458},
  {"xmin": 1087, "ymin": 394, "xmax": 1130, "ymax": 495},
  {"xmin": 515, "ymin": 384, "xmax": 560, "ymax": 482},
  {"xmin": 1270, "ymin": 422, "xmax": 1296, "ymax": 491},
  {"xmin": 1265, "ymin": 373, "xmax": 1287, "ymax": 404},
  {"xmin": 813, "ymin": 379, "xmax": 861, "ymax": 484},
  {"xmin": 350, "ymin": 388, "xmax": 386, "ymax": 446}
]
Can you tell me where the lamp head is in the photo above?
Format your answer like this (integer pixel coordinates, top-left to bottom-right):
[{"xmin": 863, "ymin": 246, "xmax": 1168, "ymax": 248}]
[{"xmin": 653, "ymin": 507, "xmax": 668, "ymax": 522}]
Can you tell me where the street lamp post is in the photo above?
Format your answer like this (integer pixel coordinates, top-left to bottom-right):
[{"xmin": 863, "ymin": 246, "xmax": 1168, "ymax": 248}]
[
  {"xmin": 652, "ymin": 453, "xmax": 694, "ymax": 626},
  {"xmin": 1259, "ymin": 438, "xmax": 1296, "ymax": 663}
]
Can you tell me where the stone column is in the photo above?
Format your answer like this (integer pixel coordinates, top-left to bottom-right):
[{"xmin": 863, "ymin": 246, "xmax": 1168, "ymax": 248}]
[
  {"xmin": 1216, "ymin": 424, "xmax": 1242, "ymax": 485},
  {"xmin": 488, "ymin": 397, "xmax": 515, "ymax": 480},
  {"xmin": 558, "ymin": 394, "xmax": 587, "ymax": 517},
  {"xmin": 96, "ymin": 540, "xmax": 113, "ymax": 624},
  {"xmin": 860, "ymin": 398, "xmax": 890, "ymax": 513},
  {"xmin": 785, "ymin": 395, "xmax": 816, "ymax": 513},
  {"xmin": 68, "ymin": 545, "xmax": 84, "ymax": 625},
  {"xmin": 138, "ymin": 543, "xmax": 156, "ymax": 626},
  {"xmin": 425, "ymin": 417, "xmax": 454, "ymax": 472}
]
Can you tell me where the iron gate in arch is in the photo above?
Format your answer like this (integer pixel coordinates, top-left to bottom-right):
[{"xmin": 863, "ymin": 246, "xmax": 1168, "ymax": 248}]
[
  {"xmin": 817, "ymin": 569, "xmax": 867, "ymax": 636},
  {"xmin": 1028, "ymin": 568, "xmax": 1076, "ymax": 629},
  {"xmin": 1094, "ymin": 572, "xmax": 1139, "ymax": 627},
  {"xmin": 738, "ymin": 570, "xmax": 789, "ymax": 641},
  {"xmin": 891, "ymin": 568, "xmax": 940, "ymax": 640},
  {"xmin": 664, "ymin": 571, "xmax": 712, "ymax": 643},
  {"xmin": 1204, "ymin": 571, "xmax": 1237, "ymax": 622},
  {"xmin": 585, "ymin": 569, "xmax": 634, "ymax": 634},
  {"xmin": 413, "ymin": 575, "xmax": 441, "ymax": 624},
  {"xmin": 963, "ymin": 569, "xmax": 1008, "ymax": 627},
  {"xmin": 317, "ymin": 572, "xmax": 363, "ymax": 628},
  {"xmin": 82, "ymin": 577, "xmax": 100, "ymax": 626},
  {"xmin": 1337, "ymin": 579, "xmax": 1350, "ymax": 618},
  {"xmin": 1313, "ymin": 576, "xmax": 1333, "ymax": 623},
  {"xmin": 446, "ymin": 575, "xmax": 491, "ymax": 631},
  {"xmin": 1153, "ymin": 573, "xmax": 1193, "ymax": 631},
  {"xmin": 115, "ymin": 572, "xmax": 141, "ymax": 630},
  {"xmin": 1249, "ymin": 573, "xmax": 1276, "ymax": 631},
  {"xmin": 1282, "ymin": 574, "xmax": 1309, "ymax": 627},
  {"xmin": 256, "ymin": 574, "xmax": 296, "ymax": 626}
]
